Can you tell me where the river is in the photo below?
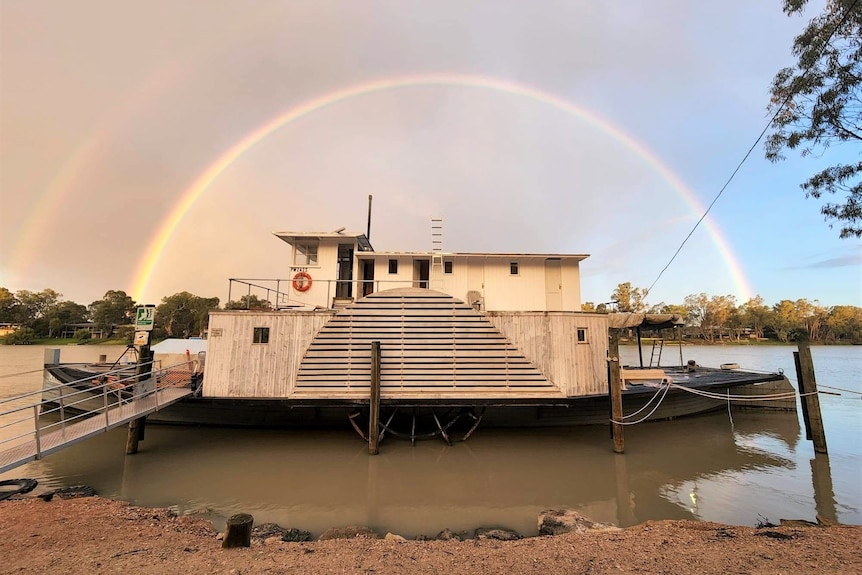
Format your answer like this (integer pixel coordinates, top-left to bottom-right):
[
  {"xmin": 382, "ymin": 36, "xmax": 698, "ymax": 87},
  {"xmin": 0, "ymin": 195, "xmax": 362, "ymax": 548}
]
[{"xmin": 1, "ymin": 343, "xmax": 859, "ymax": 537}]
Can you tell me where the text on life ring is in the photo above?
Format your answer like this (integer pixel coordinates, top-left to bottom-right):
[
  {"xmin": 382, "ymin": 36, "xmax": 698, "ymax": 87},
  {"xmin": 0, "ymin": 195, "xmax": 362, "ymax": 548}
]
[{"xmin": 292, "ymin": 271, "xmax": 312, "ymax": 292}]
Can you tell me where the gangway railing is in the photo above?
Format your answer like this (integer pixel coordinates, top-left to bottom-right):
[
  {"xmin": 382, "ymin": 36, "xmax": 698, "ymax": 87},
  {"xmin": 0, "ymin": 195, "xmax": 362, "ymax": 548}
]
[{"xmin": 0, "ymin": 360, "xmax": 195, "ymax": 474}]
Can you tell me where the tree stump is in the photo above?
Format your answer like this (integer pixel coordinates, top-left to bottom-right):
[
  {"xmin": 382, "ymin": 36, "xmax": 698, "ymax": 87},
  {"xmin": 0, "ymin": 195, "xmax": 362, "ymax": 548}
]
[{"xmin": 222, "ymin": 513, "xmax": 254, "ymax": 548}]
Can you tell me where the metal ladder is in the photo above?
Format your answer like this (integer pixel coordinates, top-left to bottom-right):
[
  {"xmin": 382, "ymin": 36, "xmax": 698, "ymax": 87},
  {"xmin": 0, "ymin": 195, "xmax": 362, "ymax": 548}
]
[
  {"xmin": 430, "ymin": 217, "xmax": 444, "ymax": 291},
  {"xmin": 649, "ymin": 338, "xmax": 664, "ymax": 367}
]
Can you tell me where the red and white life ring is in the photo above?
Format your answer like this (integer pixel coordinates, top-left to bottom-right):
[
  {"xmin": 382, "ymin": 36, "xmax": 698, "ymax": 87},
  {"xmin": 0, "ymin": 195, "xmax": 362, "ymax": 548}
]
[{"xmin": 292, "ymin": 271, "xmax": 313, "ymax": 292}]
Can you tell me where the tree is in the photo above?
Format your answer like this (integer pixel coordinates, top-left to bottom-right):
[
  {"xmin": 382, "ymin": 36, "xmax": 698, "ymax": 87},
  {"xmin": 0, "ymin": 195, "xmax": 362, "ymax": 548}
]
[
  {"xmin": 225, "ymin": 294, "xmax": 272, "ymax": 310},
  {"xmin": 683, "ymin": 293, "xmax": 737, "ymax": 343},
  {"xmin": 581, "ymin": 301, "xmax": 596, "ymax": 312},
  {"xmin": 89, "ymin": 290, "xmax": 136, "ymax": 334},
  {"xmin": 13, "ymin": 289, "xmax": 61, "ymax": 333},
  {"xmin": 0, "ymin": 287, "xmax": 19, "ymax": 323},
  {"xmin": 741, "ymin": 296, "xmax": 771, "ymax": 340},
  {"xmin": 156, "ymin": 292, "xmax": 220, "ymax": 338},
  {"xmin": 766, "ymin": 0, "xmax": 862, "ymax": 237},
  {"xmin": 44, "ymin": 300, "xmax": 88, "ymax": 338},
  {"xmin": 610, "ymin": 282, "xmax": 647, "ymax": 313}
]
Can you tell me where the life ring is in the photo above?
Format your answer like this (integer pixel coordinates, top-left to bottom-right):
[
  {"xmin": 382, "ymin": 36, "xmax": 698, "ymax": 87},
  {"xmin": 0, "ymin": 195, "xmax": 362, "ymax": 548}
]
[{"xmin": 292, "ymin": 271, "xmax": 313, "ymax": 292}]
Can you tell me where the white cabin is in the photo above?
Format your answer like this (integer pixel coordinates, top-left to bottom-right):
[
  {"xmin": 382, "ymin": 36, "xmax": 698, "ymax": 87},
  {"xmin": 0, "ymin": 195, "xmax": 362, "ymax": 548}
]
[
  {"xmin": 206, "ymin": 228, "xmax": 608, "ymax": 401},
  {"xmin": 271, "ymin": 229, "xmax": 587, "ymax": 312}
]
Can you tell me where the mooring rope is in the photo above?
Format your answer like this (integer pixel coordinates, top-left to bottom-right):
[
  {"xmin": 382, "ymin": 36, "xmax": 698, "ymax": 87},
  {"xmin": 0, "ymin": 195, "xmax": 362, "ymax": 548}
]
[
  {"xmin": 610, "ymin": 383, "xmax": 672, "ymax": 426},
  {"xmin": 619, "ymin": 382, "xmax": 668, "ymax": 420}
]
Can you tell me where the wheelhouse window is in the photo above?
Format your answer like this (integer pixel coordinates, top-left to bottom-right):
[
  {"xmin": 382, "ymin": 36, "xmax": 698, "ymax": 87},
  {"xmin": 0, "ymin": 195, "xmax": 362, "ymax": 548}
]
[
  {"xmin": 253, "ymin": 327, "xmax": 270, "ymax": 344},
  {"xmin": 444, "ymin": 261, "xmax": 453, "ymax": 274},
  {"xmin": 577, "ymin": 328, "xmax": 587, "ymax": 343},
  {"xmin": 294, "ymin": 242, "xmax": 318, "ymax": 266},
  {"xmin": 510, "ymin": 261, "xmax": 519, "ymax": 275},
  {"xmin": 388, "ymin": 259, "xmax": 398, "ymax": 274}
]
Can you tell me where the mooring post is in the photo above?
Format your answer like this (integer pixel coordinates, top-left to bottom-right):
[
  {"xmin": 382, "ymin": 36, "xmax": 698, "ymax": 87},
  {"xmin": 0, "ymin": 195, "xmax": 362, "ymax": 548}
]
[
  {"xmin": 794, "ymin": 342, "xmax": 827, "ymax": 454},
  {"xmin": 369, "ymin": 340, "xmax": 381, "ymax": 455},
  {"xmin": 608, "ymin": 330, "xmax": 625, "ymax": 452},
  {"xmin": 222, "ymin": 513, "xmax": 254, "ymax": 548},
  {"xmin": 126, "ymin": 343, "xmax": 154, "ymax": 455},
  {"xmin": 125, "ymin": 416, "xmax": 145, "ymax": 454}
]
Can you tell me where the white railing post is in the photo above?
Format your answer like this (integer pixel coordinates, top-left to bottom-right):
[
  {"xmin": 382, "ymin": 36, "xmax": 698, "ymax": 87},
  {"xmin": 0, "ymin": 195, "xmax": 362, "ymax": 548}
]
[
  {"xmin": 33, "ymin": 406, "xmax": 42, "ymax": 458},
  {"xmin": 104, "ymin": 383, "xmax": 110, "ymax": 428},
  {"xmin": 58, "ymin": 384, "xmax": 66, "ymax": 430}
]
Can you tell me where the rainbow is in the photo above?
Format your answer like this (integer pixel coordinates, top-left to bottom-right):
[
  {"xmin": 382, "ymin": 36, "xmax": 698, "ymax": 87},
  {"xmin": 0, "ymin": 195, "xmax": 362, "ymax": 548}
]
[
  {"xmin": 6, "ymin": 59, "xmax": 187, "ymax": 279},
  {"xmin": 130, "ymin": 73, "xmax": 753, "ymax": 301}
]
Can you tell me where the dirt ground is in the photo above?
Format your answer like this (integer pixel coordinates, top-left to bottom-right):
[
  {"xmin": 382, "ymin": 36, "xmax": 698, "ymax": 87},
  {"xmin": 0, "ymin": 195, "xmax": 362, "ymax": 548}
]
[{"xmin": 1, "ymin": 497, "xmax": 860, "ymax": 575}]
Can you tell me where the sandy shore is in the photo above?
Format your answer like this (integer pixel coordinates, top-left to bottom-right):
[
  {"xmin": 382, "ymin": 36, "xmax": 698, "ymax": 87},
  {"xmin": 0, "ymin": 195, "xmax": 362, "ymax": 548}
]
[{"xmin": 1, "ymin": 497, "xmax": 860, "ymax": 574}]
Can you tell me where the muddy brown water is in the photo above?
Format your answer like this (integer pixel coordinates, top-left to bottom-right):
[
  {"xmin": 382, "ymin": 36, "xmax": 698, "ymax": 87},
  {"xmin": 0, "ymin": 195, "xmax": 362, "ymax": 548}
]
[{"xmin": 1, "ymin": 344, "xmax": 859, "ymax": 536}]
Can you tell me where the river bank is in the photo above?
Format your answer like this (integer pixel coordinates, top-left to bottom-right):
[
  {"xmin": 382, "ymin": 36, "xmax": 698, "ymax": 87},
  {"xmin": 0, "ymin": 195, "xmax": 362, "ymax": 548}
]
[{"xmin": 1, "ymin": 496, "xmax": 860, "ymax": 575}]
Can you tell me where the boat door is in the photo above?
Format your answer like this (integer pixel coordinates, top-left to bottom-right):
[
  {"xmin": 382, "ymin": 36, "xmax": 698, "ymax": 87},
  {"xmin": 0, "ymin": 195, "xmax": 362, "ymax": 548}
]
[
  {"xmin": 545, "ymin": 258, "xmax": 562, "ymax": 311},
  {"xmin": 361, "ymin": 259, "xmax": 374, "ymax": 297},
  {"xmin": 336, "ymin": 244, "xmax": 354, "ymax": 298},
  {"xmin": 413, "ymin": 259, "xmax": 430, "ymax": 289}
]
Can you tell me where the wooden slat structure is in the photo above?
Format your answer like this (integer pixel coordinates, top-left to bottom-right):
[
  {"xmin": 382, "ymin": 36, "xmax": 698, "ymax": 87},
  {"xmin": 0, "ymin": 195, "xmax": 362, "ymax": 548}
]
[
  {"xmin": 203, "ymin": 288, "xmax": 610, "ymax": 400},
  {"xmin": 295, "ymin": 289, "xmax": 560, "ymax": 399}
]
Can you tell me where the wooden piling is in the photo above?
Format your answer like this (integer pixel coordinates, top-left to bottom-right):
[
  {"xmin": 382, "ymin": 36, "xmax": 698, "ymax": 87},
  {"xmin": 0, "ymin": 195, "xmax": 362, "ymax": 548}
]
[
  {"xmin": 794, "ymin": 342, "xmax": 827, "ymax": 454},
  {"xmin": 125, "ymin": 417, "xmax": 145, "ymax": 455},
  {"xmin": 608, "ymin": 356, "xmax": 625, "ymax": 454},
  {"xmin": 125, "ymin": 344, "xmax": 154, "ymax": 456},
  {"xmin": 222, "ymin": 513, "xmax": 254, "ymax": 548},
  {"xmin": 608, "ymin": 329, "xmax": 625, "ymax": 453},
  {"xmin": 368, "ymin": 340, "xmax": 381, "ymax": 455}
]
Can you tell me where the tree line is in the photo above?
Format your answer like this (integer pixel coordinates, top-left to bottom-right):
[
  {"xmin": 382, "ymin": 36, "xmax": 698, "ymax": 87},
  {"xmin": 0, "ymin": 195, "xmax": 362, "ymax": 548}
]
[
  {"xmin": 582, "ymin": 282, "xmax": 862, "ymax": 343},
  {"xmin": 2, "ymin": 284, "xmax": 859, "ymax": 344},
  {"xmin": 0, "ymin": 287, "xmax": 225, "ymax": 344}
]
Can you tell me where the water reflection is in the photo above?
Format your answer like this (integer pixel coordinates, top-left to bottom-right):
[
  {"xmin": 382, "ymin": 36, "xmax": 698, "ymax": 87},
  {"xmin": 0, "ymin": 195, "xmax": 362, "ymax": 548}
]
[{"xmin": 13, "ymin": 410, "xmax": 806, "ymax": 537}]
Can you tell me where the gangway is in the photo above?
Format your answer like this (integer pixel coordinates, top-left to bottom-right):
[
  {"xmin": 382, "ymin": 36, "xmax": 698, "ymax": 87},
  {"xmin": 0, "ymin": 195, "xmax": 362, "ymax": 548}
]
[{"xmin": 0, "ymin": 362, "xmax": 194, "ymax": 474}]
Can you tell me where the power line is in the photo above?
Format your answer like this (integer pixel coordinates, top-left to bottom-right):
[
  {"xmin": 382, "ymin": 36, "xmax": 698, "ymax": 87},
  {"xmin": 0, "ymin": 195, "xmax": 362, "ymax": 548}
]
[{"xmin": 641, "ymin": 0, "xmax": 860, "ymax": 303}]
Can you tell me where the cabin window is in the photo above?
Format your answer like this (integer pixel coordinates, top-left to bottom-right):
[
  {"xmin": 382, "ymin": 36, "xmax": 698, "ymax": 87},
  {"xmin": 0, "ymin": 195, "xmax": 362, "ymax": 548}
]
[
  {"xmin": 577, "ymin": 328, "xmax": 587, "ymax": 343},
  {"xmin": 253, "ymin": 327, "xmax": 270, "ymax": 344},
  {"xmin": 294, "ymin": 242, "xmax": 318, "ymax": 266},
  {"xmin": 388, "ymin": 259, "xmax": 398, "ymax": 274},
  {"xmin": 444, "ymin": 261, "xmax": 453, "ymax": 274},
  {"xmin": 510, "ymin": 261, "xmax": 519, "ymax": 275}
]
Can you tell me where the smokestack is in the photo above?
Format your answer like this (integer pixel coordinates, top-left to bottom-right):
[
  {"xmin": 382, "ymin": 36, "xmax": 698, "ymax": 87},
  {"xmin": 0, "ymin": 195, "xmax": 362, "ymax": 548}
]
[{"xmin": 366, "ymin": 194, "xmax": 373, "ymax": 241}]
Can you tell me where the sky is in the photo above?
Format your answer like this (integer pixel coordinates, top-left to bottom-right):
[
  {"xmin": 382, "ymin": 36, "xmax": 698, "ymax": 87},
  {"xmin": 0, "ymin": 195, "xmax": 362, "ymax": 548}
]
[{"xmin": 1, "ymin": 0, "xmax": 860, "ymax": 309}]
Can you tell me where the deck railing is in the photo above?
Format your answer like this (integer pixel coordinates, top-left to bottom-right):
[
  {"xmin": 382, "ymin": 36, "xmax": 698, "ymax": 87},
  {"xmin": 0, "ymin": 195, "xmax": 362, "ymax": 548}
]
[
  {"xmin": 227, "ymin": 278, "xmax": 434, "ymax": 310},
  {"xmin": 0, "ymin": 359, "xmax": 194, "ymax": 459}
]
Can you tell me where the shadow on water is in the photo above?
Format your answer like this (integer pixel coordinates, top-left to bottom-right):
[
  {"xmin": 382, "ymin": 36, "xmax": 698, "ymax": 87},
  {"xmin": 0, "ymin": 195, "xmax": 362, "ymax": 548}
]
[{"xmin": 13, "ymin": 409, "xmax": 808, "ymax": 537}]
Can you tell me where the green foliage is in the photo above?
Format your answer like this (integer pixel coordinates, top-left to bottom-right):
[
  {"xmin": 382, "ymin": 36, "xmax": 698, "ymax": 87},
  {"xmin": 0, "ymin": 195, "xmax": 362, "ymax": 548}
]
[
  {"xmin": 766, "ymin": 0, "xmax": 862, "ymax": 237},
  {"xmin": 89, "ymin": 290, "xmax": 136, "ymax": 334},
  {"xmin": 225, "ymin": 294, "xmax": 272, "ymax": 310},
  {"xmin": 73, "ymin": 328, "xmax": 91, "ymax": 341},
  {"xmin": 3, "ymin": 327, "xmax": 37, "ymax": 345},
  {"xmin": 45, "ymin": 301, "xmax": 88, "ymax": 338},
  {"xmin": 113, "ymin": 325, "xmax": 136, "ymax": 344},
  {"xmin": 12, "ymin": 289, "xmax": 61, "ymax": 331},
  {"xmin": 0, "ymin": 287, "xmax": 18, "ymax": 323},
  {"xmin": 611, "ymin": 282, "xmax": 648, "ymax": 313},
  {"xmin": 156, "ymin": 292, "xmax": 220, "ymax": 338}
]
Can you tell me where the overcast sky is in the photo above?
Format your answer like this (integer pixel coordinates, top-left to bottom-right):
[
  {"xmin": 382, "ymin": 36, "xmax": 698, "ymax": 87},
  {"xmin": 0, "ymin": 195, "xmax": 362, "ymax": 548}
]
[{"xmin": 1, "ymin": 0, "xmax": 860, "ymax": 308}]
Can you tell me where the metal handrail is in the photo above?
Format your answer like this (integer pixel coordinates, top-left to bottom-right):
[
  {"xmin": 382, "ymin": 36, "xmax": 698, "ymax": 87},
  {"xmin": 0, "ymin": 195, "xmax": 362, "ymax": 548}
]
[
  {"xmin": 227, "ymin": 277, "xmax": 436, "ymax": 310},
  {"xmin": 0, "ymin": 360, "xmax": 158, "ymax": 408},
  {"xmin": 0, "ymin": 360, "xmax": 194, "ymax": 458}
]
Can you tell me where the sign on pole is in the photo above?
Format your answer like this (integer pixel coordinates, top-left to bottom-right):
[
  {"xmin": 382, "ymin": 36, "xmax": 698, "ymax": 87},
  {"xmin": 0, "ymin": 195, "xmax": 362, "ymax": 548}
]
[{"xmin": 135, "ymin": 306, "xmax": 155, "ymax": 331}]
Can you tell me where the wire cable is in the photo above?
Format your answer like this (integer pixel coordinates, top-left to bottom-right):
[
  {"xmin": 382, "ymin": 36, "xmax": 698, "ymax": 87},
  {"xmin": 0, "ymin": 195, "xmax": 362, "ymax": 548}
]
[{"xmin": 640, "ymin": 0, "xmax": 861, "ymax": 304}]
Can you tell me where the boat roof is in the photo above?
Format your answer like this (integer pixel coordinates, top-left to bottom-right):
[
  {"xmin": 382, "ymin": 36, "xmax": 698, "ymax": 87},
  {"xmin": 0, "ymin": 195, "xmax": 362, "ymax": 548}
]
[
  {"xmin": 273, "ymin": 230, "xmax": 373, "ymax": 251},
  {"xmin": 361, "ymin": 252, "xmax": 589, "ymax": 261},
  {"xmin": 607, "ymin": 313, "xmax": 685, "ymax": 330}
]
